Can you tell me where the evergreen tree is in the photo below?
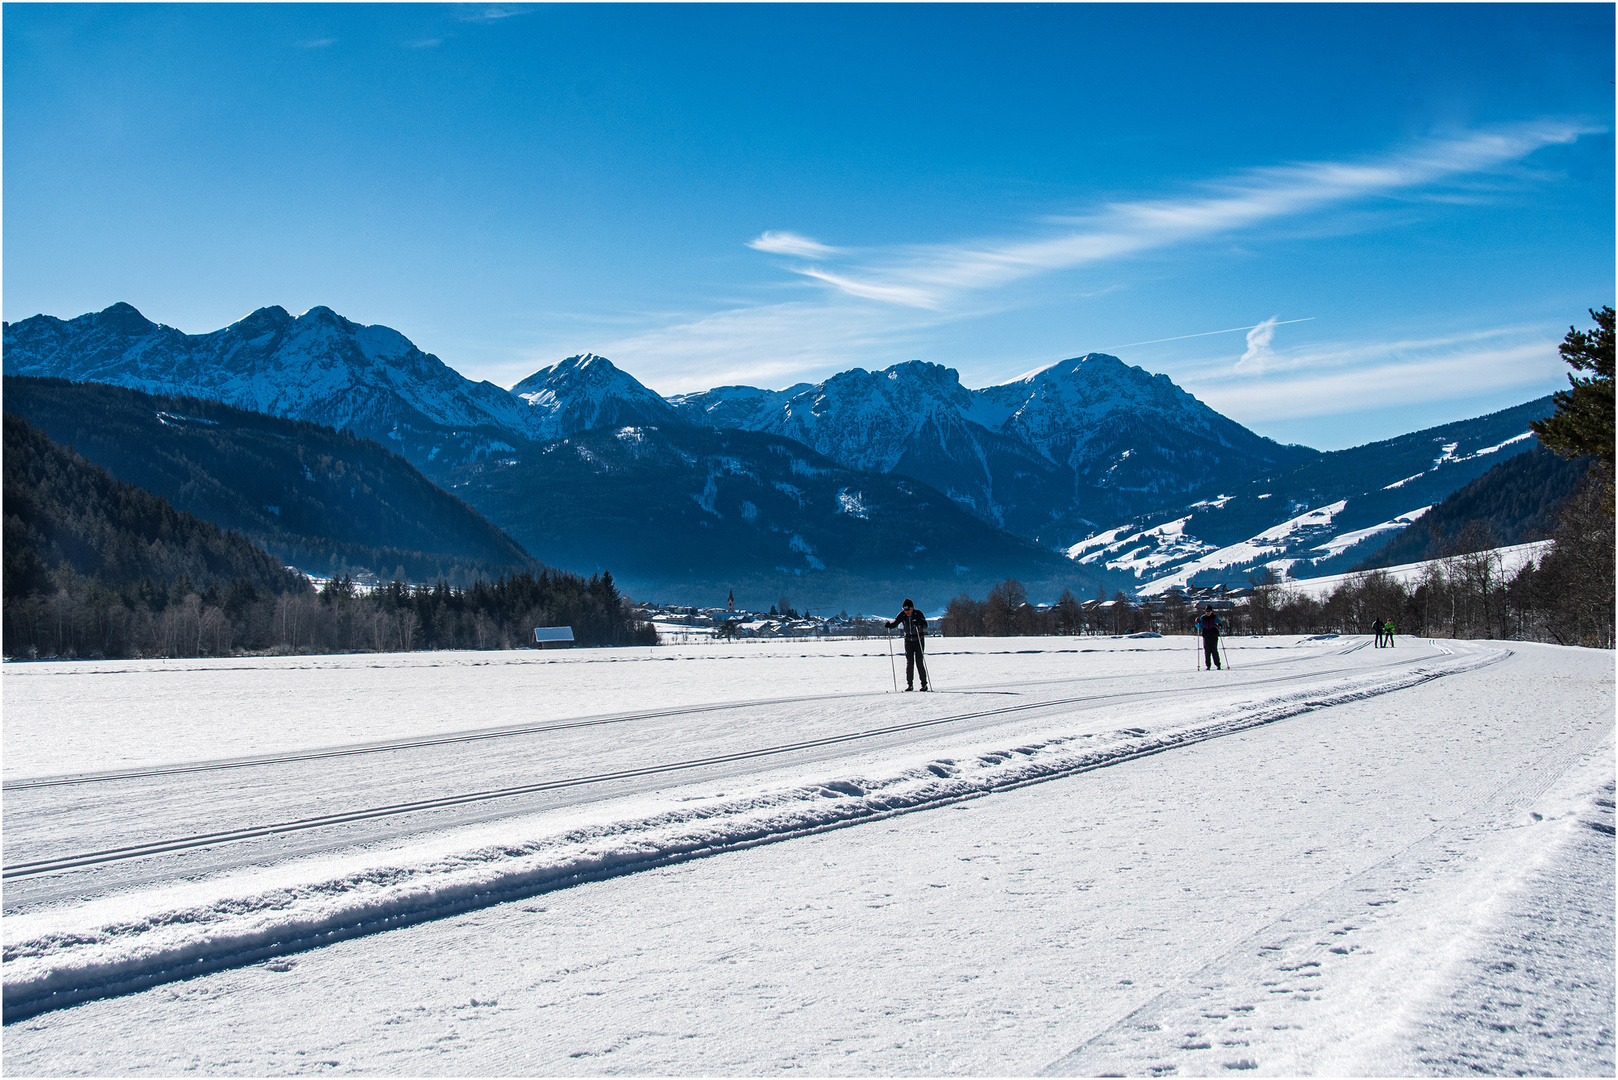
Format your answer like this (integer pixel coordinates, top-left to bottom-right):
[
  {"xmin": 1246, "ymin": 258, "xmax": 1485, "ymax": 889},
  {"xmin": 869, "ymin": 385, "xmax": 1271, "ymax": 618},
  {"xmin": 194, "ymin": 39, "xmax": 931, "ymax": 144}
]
[{"xmin": 1530, "ymin": 305, "xmax": 1614, "ymax": 485}]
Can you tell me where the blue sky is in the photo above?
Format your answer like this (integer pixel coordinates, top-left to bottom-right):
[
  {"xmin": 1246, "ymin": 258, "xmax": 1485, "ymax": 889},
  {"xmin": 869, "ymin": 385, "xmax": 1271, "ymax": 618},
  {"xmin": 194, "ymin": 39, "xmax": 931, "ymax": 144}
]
[{"xmin": 4, "ymin": 3, "xmax": 1612, "ymax": 449}]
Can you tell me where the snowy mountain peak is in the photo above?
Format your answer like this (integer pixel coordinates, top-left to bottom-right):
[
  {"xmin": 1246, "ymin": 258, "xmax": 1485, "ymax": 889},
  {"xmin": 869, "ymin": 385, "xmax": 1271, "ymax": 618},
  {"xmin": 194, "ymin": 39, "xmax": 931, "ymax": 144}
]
[
  {"xmin": 91, "ymin": 301, "xmax": 161, "ymax": 336},
  {"xmin": 228, "ymin": 306, "xmax": 295, "ymax": 338},
  {"xmin": 509, "ymin": 352, "xmax": 678, "ymax": 440},
  {"xmin": 300, "ymin": 304, "xmax": 344, "ymax": 324}
]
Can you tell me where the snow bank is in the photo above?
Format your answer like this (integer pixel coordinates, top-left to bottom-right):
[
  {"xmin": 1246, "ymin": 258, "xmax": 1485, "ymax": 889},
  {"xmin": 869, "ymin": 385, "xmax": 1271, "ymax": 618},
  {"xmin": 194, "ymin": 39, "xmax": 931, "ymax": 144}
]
[{"xmin": 2, "ymin": 645, "xmax": 1506, "ymax": 1021}]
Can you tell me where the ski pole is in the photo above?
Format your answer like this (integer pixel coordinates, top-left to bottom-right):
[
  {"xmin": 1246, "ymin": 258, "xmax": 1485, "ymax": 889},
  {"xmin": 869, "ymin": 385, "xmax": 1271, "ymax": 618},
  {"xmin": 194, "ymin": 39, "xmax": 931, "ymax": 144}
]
[{"xmin": 887, "ymin": 629, "xmax": 898, "ymax": 692}]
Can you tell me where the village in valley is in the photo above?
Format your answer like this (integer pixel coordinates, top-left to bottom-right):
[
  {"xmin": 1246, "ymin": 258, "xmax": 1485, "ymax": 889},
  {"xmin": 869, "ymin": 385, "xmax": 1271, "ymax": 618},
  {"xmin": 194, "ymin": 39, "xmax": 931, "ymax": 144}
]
[{"xmin": 633, "ymin": 585, "xmax": 1245, "ymax": 642}]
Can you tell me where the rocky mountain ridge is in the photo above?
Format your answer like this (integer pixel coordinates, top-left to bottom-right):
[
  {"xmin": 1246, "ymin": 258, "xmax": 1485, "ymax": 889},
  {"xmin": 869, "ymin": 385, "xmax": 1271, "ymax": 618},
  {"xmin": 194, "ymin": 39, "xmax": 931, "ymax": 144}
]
[
  {"xmin": 672, "ymin": 355, "xmax": 1310, "ymax": 541},
  {"xmin": 4, "ymin": 304, "xmax": 1302, "ymax": 546}
]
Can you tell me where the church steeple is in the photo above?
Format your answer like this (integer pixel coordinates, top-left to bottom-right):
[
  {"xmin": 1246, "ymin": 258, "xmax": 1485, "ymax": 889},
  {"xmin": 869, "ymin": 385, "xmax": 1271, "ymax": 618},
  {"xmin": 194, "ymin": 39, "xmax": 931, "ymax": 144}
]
[{"xmin": 727, "ymin": 588, "xmax": 735, "ymax": 611}]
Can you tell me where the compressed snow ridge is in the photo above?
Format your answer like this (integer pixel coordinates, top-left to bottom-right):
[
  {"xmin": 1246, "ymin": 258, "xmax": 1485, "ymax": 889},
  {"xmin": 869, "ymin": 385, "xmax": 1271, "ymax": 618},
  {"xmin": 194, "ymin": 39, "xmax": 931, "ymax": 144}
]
[{"xmin": 1, "ymin": 647, "xmax": 1506, "ymax": 1020}]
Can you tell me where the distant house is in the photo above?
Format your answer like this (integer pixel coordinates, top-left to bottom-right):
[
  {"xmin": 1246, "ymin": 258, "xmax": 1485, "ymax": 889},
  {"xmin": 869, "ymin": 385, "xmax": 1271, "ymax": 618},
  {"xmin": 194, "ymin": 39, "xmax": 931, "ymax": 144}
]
[{"xmin": 533, "ymin": 626, "xmax": 575, "ymax": 649}]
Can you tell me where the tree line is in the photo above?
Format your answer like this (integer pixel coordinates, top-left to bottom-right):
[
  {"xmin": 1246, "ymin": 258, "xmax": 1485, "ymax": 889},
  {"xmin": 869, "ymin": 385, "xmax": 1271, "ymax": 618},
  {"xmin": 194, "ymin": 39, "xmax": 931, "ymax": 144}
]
[{"xmin": 6, "ymin": 561, "xmax": 658, "ymax": 661}]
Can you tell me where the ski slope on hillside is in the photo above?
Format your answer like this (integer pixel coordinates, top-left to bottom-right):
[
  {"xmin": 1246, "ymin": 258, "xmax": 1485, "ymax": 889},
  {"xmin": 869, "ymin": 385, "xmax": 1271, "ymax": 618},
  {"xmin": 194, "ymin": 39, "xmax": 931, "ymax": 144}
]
[
  {"xmin": 3, "ymin": 638, "xmax": 1611, "ymax": 1075},
  {"xmin": 1279, "ymin": 541, "xmax": 1552, "ymax": 600}
]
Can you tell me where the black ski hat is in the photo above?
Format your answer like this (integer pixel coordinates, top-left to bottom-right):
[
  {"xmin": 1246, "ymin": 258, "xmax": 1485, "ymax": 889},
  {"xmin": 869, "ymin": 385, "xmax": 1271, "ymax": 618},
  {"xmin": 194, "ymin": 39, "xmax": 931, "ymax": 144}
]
[{"xmin": 902, "ymin": 598, "xmax": 914, "ymax": 608}]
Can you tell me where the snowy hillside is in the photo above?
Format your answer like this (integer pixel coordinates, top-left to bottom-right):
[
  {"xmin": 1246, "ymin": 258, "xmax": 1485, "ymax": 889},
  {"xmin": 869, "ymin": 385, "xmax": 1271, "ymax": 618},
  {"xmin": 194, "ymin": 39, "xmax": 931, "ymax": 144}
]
[
  {"xmin": 1086, "ymin": 501, "xmax": 1436, "ymax": 595},
  {"xmin": 4, "ymin": 637, "xmax": 1611, "ymax": 1073},
  {"xmin": 1071, "ymin": 399, "xmax": 1557, "ymax": 594},
  {"xmin": 1274, "ymin": 539, "xmax": 1553, "ymax": 600}
]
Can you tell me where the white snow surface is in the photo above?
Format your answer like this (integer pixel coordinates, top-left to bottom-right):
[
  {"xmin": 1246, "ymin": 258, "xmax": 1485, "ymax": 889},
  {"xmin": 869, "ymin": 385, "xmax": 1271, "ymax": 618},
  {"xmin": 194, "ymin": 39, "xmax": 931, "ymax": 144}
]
[
  {"xmin": 2, "ymin": 637, "xmax": 1611, "ymax": 1075},
  {"xmin": 1384, "ymin": 431, "xmax": 1534, "ymax": 490},
  {"xmin": 1066, "ymin": 515, "xmax": 1217, "ymax": 576},
  {"xmin": 1279, "ymin": 541, "xmax": 1554, "ymax": 600},
  {"xmin": 1134, "ymin": 501, "xmax": 1350, "ymax": 594},
  {"xmin": 1305, "ymin": 505, "xmax": 1433, "ymax": 559}
]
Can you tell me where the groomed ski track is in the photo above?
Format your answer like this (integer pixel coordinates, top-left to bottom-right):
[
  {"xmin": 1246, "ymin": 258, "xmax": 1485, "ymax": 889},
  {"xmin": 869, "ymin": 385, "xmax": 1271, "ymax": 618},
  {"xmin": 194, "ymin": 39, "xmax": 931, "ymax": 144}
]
[
  {"xmin": 6, "ymin": 647, "xmax": 1438, "ymax": 881},
  {"xmin": 2, "ymin": 634, "xmax": 1610, "ymax": 1077},
  {"xmin": 4, "ymin": 641, "xmax": 1347, "ymax": 791},
  {"xmin": 1, "ymin": 637, "xmax": 1504, "ymax": 1019}
]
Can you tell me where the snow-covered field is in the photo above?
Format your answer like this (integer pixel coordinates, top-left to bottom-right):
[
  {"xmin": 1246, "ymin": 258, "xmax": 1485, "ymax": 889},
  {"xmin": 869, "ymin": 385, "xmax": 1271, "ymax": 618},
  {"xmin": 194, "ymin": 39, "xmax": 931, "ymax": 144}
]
[{"xmin": 3, "ymin": 636, "xmax": 1612, "ymax": 1075}]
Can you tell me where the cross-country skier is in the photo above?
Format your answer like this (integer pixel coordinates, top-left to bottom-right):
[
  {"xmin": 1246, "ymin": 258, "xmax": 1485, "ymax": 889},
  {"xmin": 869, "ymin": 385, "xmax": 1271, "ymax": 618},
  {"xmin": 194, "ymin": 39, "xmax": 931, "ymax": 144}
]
[
  {"xmin": 886, "ymin": 599, "xmax": 930, "ymax": 691},
  {"xmin": 1196, "ymin": 604, "xmax": 1224, "ymax": 670},
  {"xmin": 1373, "ymin": 618, "xmax": 1386, "ymax": 647},
  {"xmin": 1384, "ymin": 618, "xmax": 1396, "ymax": 648}
]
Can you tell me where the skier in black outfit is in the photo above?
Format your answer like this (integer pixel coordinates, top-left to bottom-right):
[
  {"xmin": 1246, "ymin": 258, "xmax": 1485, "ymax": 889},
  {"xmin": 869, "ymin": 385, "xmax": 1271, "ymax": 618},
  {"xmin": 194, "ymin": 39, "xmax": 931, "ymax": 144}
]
[
  {"xmin": 886, "ymin": 599, "xmax": 930, "ymax": 691},
  {"xmin": 1196, "ymin": 604, "xmax": 1224, "ymax": 670}
]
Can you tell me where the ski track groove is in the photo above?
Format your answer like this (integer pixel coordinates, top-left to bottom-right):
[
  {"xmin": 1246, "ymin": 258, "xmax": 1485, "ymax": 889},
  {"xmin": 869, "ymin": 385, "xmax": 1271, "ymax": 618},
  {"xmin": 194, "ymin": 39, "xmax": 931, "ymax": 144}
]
[
  {"xmin": 3, "ymin": 652, "xmax": 1449, "ymax": 881},
  {"xmin": 3, "ymin": 644, "xmax": 1319, "ymax": 791}
]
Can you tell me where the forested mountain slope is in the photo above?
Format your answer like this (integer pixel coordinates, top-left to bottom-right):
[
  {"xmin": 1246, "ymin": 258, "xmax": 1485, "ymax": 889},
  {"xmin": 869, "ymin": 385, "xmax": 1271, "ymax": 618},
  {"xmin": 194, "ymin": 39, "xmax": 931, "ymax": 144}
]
[
  {"xmin": 1354, "ymin": 445, "xmax": 1590, "ymax": 569},
  {"xmin": 4, "ymin": 377, "xmax": 539, "ymax": 585},
  {"xmin": 3, "ymin": 414, "xmax": 306, "ymax": 602},
  {"xmin": 444, "ymin": 423, "xmax": 1101, "ymax": 612}
]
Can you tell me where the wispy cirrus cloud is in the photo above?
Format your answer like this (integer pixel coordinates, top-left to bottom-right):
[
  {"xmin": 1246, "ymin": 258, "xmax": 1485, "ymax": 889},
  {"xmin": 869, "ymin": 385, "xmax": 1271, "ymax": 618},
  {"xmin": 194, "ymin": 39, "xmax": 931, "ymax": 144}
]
[
  {"xmin": 1234, "ymin": 316, "xmax": 1281, "ymax": 374},
  {"xmin": 453, "ymin": 5, "xmax": 537, "ymax": 23},
  {"xmin": 747, "ymin": 231, "xmax": 848, "ymax": 259},
  {"xmin": 1185, "ymin": 326, "xmax": 1567, "ymax": 423},
  {"xmin": 750, "ymin": 121, "xmax": 1600, "ymax": 310},
  {"xmin": 508, "ymin": 122, "xmax": 1594, "ymax": 413}
]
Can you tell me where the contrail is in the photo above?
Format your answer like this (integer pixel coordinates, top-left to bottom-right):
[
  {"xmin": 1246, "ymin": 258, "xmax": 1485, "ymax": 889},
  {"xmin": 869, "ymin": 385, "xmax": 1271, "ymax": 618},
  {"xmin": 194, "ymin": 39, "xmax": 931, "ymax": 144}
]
[{"xmin": 1112, "ymin": 317, "xmax": 1314, "ymax": 350}]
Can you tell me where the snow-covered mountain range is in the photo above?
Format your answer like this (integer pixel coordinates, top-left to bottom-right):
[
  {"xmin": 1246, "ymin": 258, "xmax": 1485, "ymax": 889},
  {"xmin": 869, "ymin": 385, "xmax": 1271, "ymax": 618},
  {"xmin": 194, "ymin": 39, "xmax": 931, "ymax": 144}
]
[
  {"xmin": 668, "ymin": 356, "xmax": 1307, "ymax": 542},
  {"xmin": 1, "ymin": 303, "xmax": 1556, "ymax": 597},
  {"xmin": 3, "ymin": 304, "xmax": 1299, "ymax": 544},
  {"xmin": 2, "ymin": 303, "xmax": 533, "ymax": 457}
]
